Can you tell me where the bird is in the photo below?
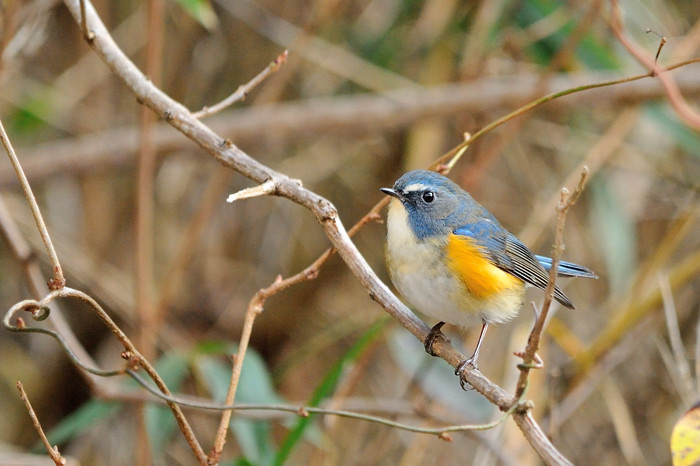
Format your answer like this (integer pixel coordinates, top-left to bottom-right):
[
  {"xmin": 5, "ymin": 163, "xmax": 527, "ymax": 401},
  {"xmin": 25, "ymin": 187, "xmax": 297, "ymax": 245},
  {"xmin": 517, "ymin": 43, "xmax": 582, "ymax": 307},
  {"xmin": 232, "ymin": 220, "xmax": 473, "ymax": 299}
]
[{"xmin": 380, "ymin": 169, "xmax": 597, "ymax": 382}]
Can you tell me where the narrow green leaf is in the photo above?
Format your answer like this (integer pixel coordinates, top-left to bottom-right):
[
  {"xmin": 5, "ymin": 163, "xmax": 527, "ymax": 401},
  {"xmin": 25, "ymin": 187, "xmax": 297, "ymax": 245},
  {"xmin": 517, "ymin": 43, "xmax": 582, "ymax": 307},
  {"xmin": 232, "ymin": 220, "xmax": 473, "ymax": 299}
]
[
  {"xmin": 145, "ymin": 351, "xmax": 191, "ymax": 456},
  {"xmin": 36, "ymin": 400, "xmax": 119, "ymax": 452},
  {"xmin": 196, "ymin": 345, "xmax": 279, "ymax": 464},
  {"xmin": 273, "ymin": 318, "xmax": 388, "ymax": 466},
  {"xmin": 171, "ymin": 0, "xmax": 218, "ymax": 30}
]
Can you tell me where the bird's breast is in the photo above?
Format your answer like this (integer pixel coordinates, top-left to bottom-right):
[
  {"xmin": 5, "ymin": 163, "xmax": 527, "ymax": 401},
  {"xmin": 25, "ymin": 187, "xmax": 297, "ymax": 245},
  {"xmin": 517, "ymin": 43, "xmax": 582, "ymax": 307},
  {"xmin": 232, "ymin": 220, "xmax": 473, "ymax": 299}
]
[{"xmin": 385, "ymin": 201, "xmax": 525, "ymax": 328}]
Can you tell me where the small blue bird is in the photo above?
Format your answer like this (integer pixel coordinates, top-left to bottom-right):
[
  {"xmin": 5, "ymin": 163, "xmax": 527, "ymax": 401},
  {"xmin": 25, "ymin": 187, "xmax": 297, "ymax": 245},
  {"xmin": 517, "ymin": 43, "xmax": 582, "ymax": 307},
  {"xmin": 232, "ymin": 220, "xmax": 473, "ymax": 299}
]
[{"xmin": 381, "ymin": 170, "xmax": 596, "ymax": 379}]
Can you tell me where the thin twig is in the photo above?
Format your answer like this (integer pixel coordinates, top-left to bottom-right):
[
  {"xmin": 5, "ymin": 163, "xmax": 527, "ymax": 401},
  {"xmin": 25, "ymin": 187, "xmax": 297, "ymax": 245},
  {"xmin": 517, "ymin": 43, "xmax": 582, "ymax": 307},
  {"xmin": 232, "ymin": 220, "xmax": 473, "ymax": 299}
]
[
  {"xmin": 5, "ymin": 306, "xmax": 518, "ymax": 440},
  {"xmin": 123, "ymin": 374, "xmax": 520, "ymax": 438},
  {"xmin": 78, "ymin": 0, "xmax": 94, "ymax": 41},
  {"xmin": 4, "ymin": 287, "xmax": 208, "ymax": 464},
  {"xmin": 609, "ymin": 0, "xmax": 700, "ymax": 130},
  {"xmin": 4, "ymin": 63, "xmax": 700, "ymax": 188},
  {"xmin": 52, "ymin": 1, "xmax": 644, "ymax": 462},
  {"xmin": 193, "ymin": 50, "xmax": 288, "ymax": 119},
  {"xmin": 645, "ymin": 29, "xmax": 667, "ymax": 71},
  {"xmin": 135, "ymin": 1, "xmax": 165, "ymax": 461},
  {"xmin": 514, "ymin": 167, "xmax": 589, "ymax": 400},
  {"xmin": 208, "ymin": 273, "xmax": 281, "ymax": 463},
  {"xmin": 0, "ymin": 195, "xmax": 108, "ymax": 394},
  {"xmin": 0, "ymin": 119, "xmax": 65, "ymax": 290},
  {"xmin": 226, "ymin": 178, "xmax": 279, "ymax": 202},
  {"xmin": 17, "ymin": 381, "xmax": 67, "ymax": 466},
  {"xmin": 437, "ymin": 62, "xmax": 685, "ymax": 170}
]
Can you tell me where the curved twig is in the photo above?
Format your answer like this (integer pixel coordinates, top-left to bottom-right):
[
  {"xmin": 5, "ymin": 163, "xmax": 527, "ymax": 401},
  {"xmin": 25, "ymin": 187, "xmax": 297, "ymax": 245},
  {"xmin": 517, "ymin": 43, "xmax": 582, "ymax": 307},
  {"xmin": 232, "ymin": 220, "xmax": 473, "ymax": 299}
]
[
  {"xmin": 609, "ymin": 0, "xmax": 700, "ymax": 130},
  {"xmin": 3, "ymin": 287, "xmax": 208, "ymax": 464},
  {"xmin": 2, "ymin": 304, "xmax": 526, "ymax": 442},
  {"xmin": 55, "ymin": 0, "xmax": 576, "ymax": 463}
]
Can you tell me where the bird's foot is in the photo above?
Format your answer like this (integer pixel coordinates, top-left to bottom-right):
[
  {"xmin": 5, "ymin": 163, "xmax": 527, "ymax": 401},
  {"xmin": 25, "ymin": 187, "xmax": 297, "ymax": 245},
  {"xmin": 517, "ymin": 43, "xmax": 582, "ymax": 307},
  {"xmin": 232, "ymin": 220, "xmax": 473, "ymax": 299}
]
[
  {"xmin": 424, "ymin": 322, "xmax": 449, "ymax": 356},
  {"xmin": 455, "ymin": 357, "xmax": 478, "ymax": 391}
]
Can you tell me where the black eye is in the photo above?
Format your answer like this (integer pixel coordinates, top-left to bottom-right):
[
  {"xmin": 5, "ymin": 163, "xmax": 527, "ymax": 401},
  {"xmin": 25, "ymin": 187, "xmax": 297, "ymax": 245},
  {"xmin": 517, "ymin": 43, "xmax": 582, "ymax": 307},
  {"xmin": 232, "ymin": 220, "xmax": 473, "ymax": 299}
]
[{"xmin": 422, "ymin": 191, "xmax": 435, "ymax": 203}]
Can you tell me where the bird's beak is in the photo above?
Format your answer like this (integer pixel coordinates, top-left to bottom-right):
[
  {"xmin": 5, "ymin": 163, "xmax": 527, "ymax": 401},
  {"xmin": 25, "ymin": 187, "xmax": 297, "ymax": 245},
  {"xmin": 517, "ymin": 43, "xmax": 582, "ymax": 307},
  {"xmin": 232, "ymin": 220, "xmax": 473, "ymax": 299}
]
[{"xmin": 380, "ymin": 187, "xmax": 402, "ymax": 200}]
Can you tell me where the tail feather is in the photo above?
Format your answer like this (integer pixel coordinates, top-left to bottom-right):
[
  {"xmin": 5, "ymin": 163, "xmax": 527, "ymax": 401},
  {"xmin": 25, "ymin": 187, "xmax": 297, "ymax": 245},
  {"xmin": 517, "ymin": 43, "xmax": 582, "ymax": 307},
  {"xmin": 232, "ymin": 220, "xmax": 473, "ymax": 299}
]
[{"xmin": 536, "ymin": 255, "xmax": 598, "ymax": 279}]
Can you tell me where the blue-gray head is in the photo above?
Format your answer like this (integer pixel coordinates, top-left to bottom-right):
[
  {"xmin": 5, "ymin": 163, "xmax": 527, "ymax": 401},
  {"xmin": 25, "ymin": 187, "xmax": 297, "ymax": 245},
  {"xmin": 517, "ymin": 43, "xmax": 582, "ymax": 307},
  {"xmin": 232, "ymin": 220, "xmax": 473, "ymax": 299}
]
[{"xmin": 381, "ymin": 170, "xmax": 479, "ymax": 239}]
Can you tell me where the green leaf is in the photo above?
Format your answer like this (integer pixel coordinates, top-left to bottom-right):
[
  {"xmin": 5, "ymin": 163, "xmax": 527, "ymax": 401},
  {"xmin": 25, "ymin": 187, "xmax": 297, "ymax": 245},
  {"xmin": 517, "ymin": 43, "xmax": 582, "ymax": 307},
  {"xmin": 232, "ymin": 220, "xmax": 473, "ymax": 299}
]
[
  {"xmin": 196, "ymin": 345, "xmax": 280, "ymax": 464},
  {"xmin": 671, "ymin": 401, "xmax": 700, "ymax": 466},
  {"xmin": 171, "ymin": 0, "xmax": 218, "ymax": 30},
  {"xmin": 273, "ymin": 318, "xmax": 388, "ymax": 466},
  {"xmin": 195, "ymin": 339, "xmax": 230, "ymax": 355},
  {"xmin": 145, "ymin": 351, "xmax": 191, "ymax": 456},
  {"xmin": 36, "ymin": 400, "xmax": 119, "ymax": 451}
]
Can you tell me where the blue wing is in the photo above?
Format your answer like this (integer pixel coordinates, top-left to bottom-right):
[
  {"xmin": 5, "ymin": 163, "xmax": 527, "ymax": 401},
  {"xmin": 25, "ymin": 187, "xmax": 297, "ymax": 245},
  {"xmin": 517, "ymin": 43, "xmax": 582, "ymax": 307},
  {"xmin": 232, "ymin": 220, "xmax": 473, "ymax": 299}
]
[{"xmin": 452, "ymin": 223, "xmax": 593, "ymax": 309}]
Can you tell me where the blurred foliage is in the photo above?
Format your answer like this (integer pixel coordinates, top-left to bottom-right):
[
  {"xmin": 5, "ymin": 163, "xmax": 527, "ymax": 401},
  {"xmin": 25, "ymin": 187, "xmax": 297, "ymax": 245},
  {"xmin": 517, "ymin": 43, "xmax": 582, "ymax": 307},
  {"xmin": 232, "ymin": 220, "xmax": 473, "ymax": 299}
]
[{"xmin": 0, "ymin": 0, "xmax": 699, "ymax": 464}]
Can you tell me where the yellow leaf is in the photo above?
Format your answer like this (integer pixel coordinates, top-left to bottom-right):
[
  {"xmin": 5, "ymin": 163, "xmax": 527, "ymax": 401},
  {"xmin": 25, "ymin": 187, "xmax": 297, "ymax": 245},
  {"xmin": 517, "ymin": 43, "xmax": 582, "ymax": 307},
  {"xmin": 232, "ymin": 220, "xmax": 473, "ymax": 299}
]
[{"xmin": 672, "ymin": 401, "xmax": 700, "ymax": 466}]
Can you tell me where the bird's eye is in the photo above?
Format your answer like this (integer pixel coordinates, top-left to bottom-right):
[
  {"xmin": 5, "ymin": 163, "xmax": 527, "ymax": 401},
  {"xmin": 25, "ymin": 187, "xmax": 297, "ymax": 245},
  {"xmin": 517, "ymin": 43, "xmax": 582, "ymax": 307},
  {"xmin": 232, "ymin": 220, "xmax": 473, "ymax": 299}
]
[{"xmin": 422, "ymin": 191, "xmax": 435, "ymax": 203}]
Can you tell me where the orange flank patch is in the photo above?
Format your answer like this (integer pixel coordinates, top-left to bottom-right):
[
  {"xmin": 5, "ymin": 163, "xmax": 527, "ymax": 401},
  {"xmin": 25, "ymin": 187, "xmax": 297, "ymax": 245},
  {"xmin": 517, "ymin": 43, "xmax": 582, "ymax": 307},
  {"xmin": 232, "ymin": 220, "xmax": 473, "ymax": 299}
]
[{"xmin": 446, "ymin": 233, "xmax": 522, "ymax": 299}]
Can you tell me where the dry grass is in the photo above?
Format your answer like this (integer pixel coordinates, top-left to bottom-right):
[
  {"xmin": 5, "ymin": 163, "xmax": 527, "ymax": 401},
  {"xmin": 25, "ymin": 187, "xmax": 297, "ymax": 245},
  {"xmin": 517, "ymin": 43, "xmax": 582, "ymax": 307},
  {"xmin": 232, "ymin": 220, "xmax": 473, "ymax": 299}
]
[{"xmin": 0, "ymin": 0, "xmax": 699, "ymax": 464}]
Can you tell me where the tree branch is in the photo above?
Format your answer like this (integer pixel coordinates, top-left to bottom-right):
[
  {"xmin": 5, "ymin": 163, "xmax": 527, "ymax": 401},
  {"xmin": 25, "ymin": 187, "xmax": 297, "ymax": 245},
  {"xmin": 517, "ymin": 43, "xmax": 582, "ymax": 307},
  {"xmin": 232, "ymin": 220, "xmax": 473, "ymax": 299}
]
[
  {"xmin": 3, "ymin": 64, "xmax": 700, "ymax": 188},
  {"xmin": 193, "ymin": 50, "xmax": 288, "ymax": 119},
  {"xmin": 17, "ymin": 381, "xmax": 67, "ymax": 466},
  {"xmin": 0, "ymin": 119, "xmax": 65, "ymax": 289},
  {"xmin": 52, "ymin": 0, "xmax": 582, "ymax": 463},
  {"xmin": 609, "ymin": 0, "xmax": 700, "ymax": 130}
]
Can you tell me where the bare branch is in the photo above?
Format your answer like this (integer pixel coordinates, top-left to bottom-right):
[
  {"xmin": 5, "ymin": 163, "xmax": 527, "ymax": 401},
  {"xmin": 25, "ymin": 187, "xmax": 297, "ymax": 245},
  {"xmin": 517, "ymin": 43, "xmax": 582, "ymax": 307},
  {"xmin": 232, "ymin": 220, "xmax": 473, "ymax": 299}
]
[
  {"xmin": 194, "ymin": 50, "xmax": 288, "ymax": 119},
  {"xmin": 4, "ymin": 286, "xmax": 208, "ymax": 464},
  {"xmin": 226, "ymin": 178, "xmax": 279, "ymax": 202},
  {"xmin": 609, "ymin": 0, "xmax": 700, "ymax": 130},
  {"xmin": 17, "ymin": 381, "xmax": 67, "ymax": 466},
  {"xmin": 208, "ymin": 273, "xmax": 279, "ymax": 463},
  {"xmin": 514, "ymin": 166, "xmax": 589, "ymax": 400},
  {"xmin": 4, "ymin": 64, "xmax": 700, "ymax": 188},
  {"xmin": 53, "ymin": 0, "xmax": 584, "ymax": 463},
  {"xmin": 78, "ymin": 0, "xmax": 94, "ymax": 41},
  {"xmin": 0, "ymin": 118, "xmax": 65, "ymax": 290}
]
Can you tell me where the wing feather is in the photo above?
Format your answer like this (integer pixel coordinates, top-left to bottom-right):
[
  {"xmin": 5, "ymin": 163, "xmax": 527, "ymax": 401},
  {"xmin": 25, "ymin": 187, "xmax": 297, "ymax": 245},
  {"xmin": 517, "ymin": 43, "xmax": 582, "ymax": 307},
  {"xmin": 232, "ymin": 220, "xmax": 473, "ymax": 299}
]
[{"xmin": 452, "ymin": 226, "xmax": 576, "ymax": 309}]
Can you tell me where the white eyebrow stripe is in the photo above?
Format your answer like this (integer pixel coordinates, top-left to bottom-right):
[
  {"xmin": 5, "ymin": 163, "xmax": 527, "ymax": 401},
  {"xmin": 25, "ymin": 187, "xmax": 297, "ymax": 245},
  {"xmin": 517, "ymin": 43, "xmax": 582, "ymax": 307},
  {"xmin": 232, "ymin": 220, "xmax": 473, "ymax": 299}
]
[{"xmin": 404, "ymin": 183, "xmax": 428, "ymax": 192}]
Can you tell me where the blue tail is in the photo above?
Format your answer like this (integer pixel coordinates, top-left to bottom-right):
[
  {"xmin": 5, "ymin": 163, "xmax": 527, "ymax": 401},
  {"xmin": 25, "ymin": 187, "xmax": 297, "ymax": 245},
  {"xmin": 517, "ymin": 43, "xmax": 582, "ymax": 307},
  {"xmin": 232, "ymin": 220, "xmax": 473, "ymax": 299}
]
[{"xmin": 536, "ymin": 256, "xmax": 598, "ymax": 279}]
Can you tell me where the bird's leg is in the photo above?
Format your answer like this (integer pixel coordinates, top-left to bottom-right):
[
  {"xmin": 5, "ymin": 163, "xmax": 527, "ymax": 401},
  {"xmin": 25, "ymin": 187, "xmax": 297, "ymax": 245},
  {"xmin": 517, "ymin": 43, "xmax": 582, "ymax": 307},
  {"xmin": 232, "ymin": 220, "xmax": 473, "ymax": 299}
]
[
  {"xmin": 456, "ymin": 320, "xmax": 489, "ymax": 390},
  {"xmin": 424, "ymin": 321, "xmax": 449, "ymax": 356}
]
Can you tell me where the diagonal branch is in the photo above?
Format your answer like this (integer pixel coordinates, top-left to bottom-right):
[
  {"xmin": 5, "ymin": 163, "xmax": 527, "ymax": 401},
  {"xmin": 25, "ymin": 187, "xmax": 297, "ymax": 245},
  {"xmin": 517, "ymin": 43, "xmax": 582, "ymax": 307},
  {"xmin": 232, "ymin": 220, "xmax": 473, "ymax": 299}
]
[
  {"xmin": 56, "ymin": 0, "xmax": 575, "ymax": 463},
  {"xmin": 515, "ymin": 167, "xmax": 589, "ymax": 400},
  {"xmin": 17, "ymin": 381, "xmax": 67, "ymax": 466},
  {"xmin": 4, "ymin": 286, "xmax": 208, "ymax": 464},
  {"xmin": 0, "ymin": 119, "xmax": 65, "ymax": 290}
]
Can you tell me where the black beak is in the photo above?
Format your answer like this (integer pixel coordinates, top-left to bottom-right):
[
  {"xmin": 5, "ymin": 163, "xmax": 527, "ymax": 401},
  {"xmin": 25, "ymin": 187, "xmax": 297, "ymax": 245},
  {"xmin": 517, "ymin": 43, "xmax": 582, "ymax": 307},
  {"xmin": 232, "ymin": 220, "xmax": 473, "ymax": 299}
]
[{"xmin": 380, "ymin": 187, "xmax": 402, "ymax": 199}]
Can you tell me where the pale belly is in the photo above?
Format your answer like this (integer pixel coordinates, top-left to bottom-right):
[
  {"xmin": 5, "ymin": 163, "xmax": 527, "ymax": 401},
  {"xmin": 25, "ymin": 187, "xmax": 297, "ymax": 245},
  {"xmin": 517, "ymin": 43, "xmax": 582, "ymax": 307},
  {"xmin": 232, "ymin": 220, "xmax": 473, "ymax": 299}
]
[{"xmin": 385, "ymin": 200, "xmax": 524, "ymax": 329}]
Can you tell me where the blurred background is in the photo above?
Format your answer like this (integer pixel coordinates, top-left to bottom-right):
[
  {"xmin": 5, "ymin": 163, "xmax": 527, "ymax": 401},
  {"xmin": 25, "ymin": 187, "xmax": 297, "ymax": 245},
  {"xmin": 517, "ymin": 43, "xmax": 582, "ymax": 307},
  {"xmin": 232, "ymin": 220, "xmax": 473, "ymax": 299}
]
[{"xmin": 0, "ymin": 0, "xmax": 699, "ymax": 464}]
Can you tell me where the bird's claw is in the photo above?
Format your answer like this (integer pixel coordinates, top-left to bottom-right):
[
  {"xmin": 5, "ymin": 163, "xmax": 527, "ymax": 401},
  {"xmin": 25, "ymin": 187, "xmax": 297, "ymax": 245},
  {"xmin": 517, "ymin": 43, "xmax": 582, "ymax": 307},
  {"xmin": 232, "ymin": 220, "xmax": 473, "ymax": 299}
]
[
  {"xmin": 456, "ymin": 357, "xmax": 478, "ymax": 391},
  {"xmin": 424, "ymin": 322, "xmax": 449, "ymax": 356}
]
